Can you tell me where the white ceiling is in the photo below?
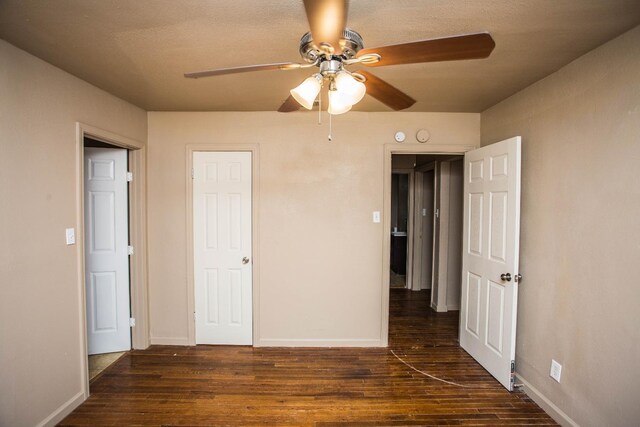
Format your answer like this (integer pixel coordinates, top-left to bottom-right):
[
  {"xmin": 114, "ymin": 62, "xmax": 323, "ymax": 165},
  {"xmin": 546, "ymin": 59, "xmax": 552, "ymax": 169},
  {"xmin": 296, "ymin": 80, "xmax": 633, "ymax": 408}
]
[{"xmin": 1, "ymin": 0, "xmax": 639, "ymax": 112}]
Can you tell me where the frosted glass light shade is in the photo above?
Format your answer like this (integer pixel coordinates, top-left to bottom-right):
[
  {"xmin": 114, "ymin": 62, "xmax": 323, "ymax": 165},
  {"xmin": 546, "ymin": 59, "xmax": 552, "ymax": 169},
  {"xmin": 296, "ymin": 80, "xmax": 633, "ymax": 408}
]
[
  {"xmin": 290, "ymin": 75, "xmax": 321, "ymax": 110},
  {"xmin": 328, "ymin": 89, "xmax": 352, "ymax": 115},
  {"xmin": 335, "ymin": 72, "xmax": 366, "ymax": 105}
]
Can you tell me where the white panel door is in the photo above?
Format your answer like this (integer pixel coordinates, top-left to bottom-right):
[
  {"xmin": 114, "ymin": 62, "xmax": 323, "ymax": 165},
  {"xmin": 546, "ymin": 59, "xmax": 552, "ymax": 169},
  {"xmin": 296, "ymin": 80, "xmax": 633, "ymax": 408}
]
[
  {"xmin": 84, "ymin": 147, "xmax": 131, "ymax": 355},
  {"xmin": 459, "ymin": 136, "xmax": 521, "ymax": 390},
  {"xmin": 193, "ymin": 151, "xmax": 252, "ymax": 345}
]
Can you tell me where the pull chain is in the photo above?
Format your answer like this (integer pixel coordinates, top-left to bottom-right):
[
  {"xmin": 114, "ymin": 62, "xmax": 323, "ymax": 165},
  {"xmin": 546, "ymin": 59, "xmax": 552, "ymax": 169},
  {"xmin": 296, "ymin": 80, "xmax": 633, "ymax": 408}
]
[
  {"xmin": 318, "ymin": 90, "xmax": 322, "ymax": 125},
  {"xmin": 328, "ymin": 112, "xmax": 332, "ymax": 142}
]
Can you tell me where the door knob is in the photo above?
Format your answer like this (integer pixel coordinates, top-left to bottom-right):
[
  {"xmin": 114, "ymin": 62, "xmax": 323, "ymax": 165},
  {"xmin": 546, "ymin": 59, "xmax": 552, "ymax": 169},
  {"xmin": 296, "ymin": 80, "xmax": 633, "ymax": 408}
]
[
  {"xmin": 500, "ymin": 273, "xmax": 512, "ymax": 282},
  {"xmin": 242, "ymin": 257, "xmax": 250, "ymax": 265}
]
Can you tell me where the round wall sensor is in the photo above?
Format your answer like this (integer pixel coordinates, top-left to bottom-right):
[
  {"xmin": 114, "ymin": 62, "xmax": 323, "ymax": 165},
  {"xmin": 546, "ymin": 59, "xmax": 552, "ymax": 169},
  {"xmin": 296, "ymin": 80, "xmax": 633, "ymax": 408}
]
[
  {"xmin": 394, "ymin": 131, "xmax": 406, "ymax": 143},
  {"xmin": 416, "ymin": 129, "xmax": 430, "ymax": 143}
]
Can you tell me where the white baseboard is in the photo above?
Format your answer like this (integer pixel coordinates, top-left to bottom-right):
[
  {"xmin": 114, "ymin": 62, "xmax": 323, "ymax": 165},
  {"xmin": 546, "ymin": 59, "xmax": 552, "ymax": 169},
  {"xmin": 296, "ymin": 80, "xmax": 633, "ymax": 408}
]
[
  {"xmin": 150, "ymin": 336, "xmax": 190, "ymax": 346},
  {"xmin": 431, "ymin": 302, "xmax": 448, "ymax": 312},
  {"xmin": 37, "ymin": 391, "xmax": 85, "ymax": 427},
  {"xmin": 256, "ymin": 338, "xmax": 382, "ymax": 347},
  {"xmin": 516, "ymin": 373, "xmax": 579, "ymax": 427},
  {"xmin": 447, "ymin": 304, "xmax": 460, "ymax": 311}
]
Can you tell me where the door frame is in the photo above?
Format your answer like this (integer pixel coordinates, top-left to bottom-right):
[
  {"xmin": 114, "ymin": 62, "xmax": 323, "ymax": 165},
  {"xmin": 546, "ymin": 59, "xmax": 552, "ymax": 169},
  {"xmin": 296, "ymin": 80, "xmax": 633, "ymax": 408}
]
[
  {"xmin": 185, "ymin": 144, "xmax": 260, "ymax": 346},
  {"xmin": 75, "ymin": 122, "xmax": 148, "ymax": 398},
  {"xmin": 381, "ymin": 143, "xmax": 476, "ymax": 346},
  {"xmin": 411, "ymin": 162, "xmax": 436, "ymax": 292},
  {"xmin": 430, "ymin": 158, "xmax": 465, "ymax": 312}
]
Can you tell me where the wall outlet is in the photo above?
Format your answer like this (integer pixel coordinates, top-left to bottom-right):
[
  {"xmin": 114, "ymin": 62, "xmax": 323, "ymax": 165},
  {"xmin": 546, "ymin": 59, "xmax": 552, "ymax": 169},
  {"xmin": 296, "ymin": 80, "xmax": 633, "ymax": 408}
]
[
  {"xmin": 65, "ymin": 228, "xmax": 75, "ymax": 245},
  {"xmin": 550, "ymin": 359, "xmax": 562, "ymax": 382}
]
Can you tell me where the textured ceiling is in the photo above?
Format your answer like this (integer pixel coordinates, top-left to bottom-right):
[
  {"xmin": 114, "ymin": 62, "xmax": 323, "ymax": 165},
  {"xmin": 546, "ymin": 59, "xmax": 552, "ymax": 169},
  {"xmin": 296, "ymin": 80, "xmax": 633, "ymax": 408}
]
[{"xmin": 1, "ymin": 0, "xmax": 639, "ymax": 112}]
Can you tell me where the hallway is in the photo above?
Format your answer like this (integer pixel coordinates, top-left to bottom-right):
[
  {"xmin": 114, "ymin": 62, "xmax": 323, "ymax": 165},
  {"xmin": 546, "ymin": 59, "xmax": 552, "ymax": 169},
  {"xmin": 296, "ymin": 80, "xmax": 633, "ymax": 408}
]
[{"xmin": 60, "ymin": 289, "xmax": 555, "ymax": 425}]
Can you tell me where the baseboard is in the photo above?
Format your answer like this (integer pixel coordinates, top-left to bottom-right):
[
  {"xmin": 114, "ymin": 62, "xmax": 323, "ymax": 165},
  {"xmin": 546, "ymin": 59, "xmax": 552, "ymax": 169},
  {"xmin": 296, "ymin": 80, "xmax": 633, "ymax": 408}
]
[
  {"xmin": 256, "ymin": 338, "xmax": 383, "ymax": 347},
  {"xmin": 431, "ymin": 302, "xmax": 448, "ymax": 312},
  {"xmin": 447, "ymin": 304, "xmax": 460, "ymax": 311},
  {"xmin": 516, "ymin": 373, "xmax": 579, "ymax": 427},
  {"xmin": 149, "ymin": 336, "xmax": 190, "ymax": 346},
  {"xmin": 37, "ymin": 391, "xmax": 85, "ymax": 427}
]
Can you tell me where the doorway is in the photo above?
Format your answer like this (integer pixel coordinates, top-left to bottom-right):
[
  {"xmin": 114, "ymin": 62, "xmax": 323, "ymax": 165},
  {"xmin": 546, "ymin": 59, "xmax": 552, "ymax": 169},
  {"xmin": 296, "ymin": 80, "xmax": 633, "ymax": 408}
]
[
  {"xmin": 383, "ymin": 138, "xmax": 522, "ymax": 390},
  {"xmin": 387, "ymin": 153, "xmax": 465, "ymax": 357},
  {"xmin": 76, "ymin": 122, "xmax": 147, "ymax": 398},
  {"xmin": 388, "ymin": 154, "xmax": 464, "ymax": 303},
  {"xmin": 83, "ymin": 137, "xmax": 131, "ymax": 381}
]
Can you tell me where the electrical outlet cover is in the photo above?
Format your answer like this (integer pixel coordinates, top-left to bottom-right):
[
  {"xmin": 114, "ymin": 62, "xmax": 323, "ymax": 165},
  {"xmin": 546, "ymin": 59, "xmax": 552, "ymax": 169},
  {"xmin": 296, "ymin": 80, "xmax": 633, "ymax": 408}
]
[{"xmin": 550, "ymin": 359, "xmax": 562, "ymax": 382}]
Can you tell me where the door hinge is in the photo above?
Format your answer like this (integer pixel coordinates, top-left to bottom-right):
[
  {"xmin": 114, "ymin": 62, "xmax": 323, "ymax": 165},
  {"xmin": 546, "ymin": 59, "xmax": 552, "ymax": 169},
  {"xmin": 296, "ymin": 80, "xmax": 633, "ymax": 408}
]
[
  {"xmin": 193, "ymin": 311, "xmax": 196, "ymax": 320},
  {"xmin": 127, "ymin": 245, "xmax": 134, "ymax": 255},
  {"xmin": 511, "ymin": 360, "xmax": 516, "ymax": 373},
  {"xmin": 435, "ymin": 208, "xmax": 440, "ymax": 218},
  {"xmin": 126, "ymin": 171, "xmax": 133, "ymax": 182},
  {"xmin": 191, "ymin": 168, "xmax": 194, "ymax": 179},
  {"xmin": 129, "ymin": 317, "xmax": 136, "ymax": 327}
]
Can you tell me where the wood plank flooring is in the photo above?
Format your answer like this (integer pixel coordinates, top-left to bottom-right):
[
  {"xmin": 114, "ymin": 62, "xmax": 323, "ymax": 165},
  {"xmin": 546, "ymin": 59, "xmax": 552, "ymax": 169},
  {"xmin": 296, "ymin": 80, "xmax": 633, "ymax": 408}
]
[{"xmin": 61, "ymin": 289, "xmax": 556, "ymax": 426}]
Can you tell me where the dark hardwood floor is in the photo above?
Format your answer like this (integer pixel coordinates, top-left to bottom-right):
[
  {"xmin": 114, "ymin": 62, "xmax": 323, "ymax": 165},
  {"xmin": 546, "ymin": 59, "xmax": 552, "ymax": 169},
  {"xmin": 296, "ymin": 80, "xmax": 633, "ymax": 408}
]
[{"xmin": 60, "ymin": 289, "xmax": 556, "ymax": 426}]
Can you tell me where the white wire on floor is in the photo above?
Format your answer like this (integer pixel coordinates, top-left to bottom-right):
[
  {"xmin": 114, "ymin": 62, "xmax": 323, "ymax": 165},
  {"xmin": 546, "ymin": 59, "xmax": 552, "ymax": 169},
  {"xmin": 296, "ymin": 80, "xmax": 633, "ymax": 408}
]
[{"xmin": 390, "ymin": 349, "xmax": 498, "ymax": 389}]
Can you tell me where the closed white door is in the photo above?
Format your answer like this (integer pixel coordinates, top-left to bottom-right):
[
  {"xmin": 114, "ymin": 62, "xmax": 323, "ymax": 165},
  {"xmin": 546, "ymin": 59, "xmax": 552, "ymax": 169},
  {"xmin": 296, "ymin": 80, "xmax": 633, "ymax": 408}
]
[
  {"xmin": 459, "ymin": 136, "xmax": 521, "ymax": 390},
  {"xmin": 84, "ymin": 147, "xmax": 131, "ymax": 355},
  {"xmin": 193, "ymin": 151, "xmax": 252, "ymax": 345}
]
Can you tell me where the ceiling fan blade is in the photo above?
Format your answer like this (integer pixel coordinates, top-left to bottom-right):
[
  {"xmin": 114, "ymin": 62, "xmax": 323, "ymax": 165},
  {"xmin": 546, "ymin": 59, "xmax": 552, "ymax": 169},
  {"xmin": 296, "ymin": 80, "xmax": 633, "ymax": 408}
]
[
  {"xmin": 278, "ymin": 95, "xmax": 302, "ymax": 113},
  {"xmin": 185, "ymin": 62, "xmax": 302, "ymax": 79},
  {"xmin": 360, "ymin": 71, "xmax": 415, "ymax": 111},
  {"xmin": 303, "ymin": 0, "xmax": 348, "ymax": 55},
  {"xmin": 357, "ymin": 33, "xmax": 495, "ymax": 67}
]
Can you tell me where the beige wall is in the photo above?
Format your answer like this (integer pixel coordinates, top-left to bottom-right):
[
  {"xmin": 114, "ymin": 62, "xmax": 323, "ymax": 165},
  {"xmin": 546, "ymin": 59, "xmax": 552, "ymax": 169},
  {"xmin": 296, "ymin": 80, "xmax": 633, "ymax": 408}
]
[
  {"xmin": 0, "ymin": 40, "xmax": 147, "ymax": 426},
  {"xmin": 147, "ymin": 112, "xmax": 479, "ymax": 346},
  {"xmin": 481, "ymin": 26, "xmax": 640, "ymax": 427}
]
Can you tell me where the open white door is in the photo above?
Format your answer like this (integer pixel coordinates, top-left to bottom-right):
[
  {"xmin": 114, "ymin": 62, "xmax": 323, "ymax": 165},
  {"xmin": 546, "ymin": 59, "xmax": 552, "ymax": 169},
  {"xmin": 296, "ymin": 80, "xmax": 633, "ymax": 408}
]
[
  {"xmin": 193, "ymin": 151, "xmax": 252, "ymax": 345},
  {"xmin": 460, "ymin": 136, "xmax": 521, "ymax": 390},
  {"xmin": 84, "ymin": 147, "xmax": 131, "ymax": 355}
]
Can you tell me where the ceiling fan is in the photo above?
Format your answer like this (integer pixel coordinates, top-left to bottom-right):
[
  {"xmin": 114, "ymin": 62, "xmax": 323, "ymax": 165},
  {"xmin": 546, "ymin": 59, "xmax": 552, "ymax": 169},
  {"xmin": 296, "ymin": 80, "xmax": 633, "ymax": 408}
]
[{"xmin": 184, "ymin": 0, "xmax": 495, "ymax": 115}]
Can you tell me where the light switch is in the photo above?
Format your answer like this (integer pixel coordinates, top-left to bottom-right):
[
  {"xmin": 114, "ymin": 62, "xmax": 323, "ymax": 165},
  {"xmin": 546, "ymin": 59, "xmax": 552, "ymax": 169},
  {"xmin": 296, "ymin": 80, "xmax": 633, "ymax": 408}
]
[
  {"xmin": 372, "ymin": 211, "xmax": 381, "ymax": 223},
  {"xmin": 65, "ymin": 228, "xmax": 75, "ymax": 245}
]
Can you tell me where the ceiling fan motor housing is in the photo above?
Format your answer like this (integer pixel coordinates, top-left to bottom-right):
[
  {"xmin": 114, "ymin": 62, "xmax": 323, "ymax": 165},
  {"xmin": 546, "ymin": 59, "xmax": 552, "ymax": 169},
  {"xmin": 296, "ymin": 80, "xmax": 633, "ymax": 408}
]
[{"xmin": 299, "ymin": 28, "xmax": 364, "ymax": 63}]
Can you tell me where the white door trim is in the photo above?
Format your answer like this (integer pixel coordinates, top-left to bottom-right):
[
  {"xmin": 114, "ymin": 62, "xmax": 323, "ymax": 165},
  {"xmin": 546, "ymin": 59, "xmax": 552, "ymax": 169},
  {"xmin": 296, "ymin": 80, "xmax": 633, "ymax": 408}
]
[
  {"xmin": 185, "ymin": 144, "xmax": 260, "ymax": 346},
  {"xmin": 432, "ymin": 160, "xmax": 451, "ymax": 312},
  {"xmin": 75, "ymin": 122, "xmax": 148, "ymax": 399},
  {"xmin": 410, "ymin": 170, "xmax": 423, "ymax": 291},
  {"xmin": 381, "ymin": 144, "xmax": 477, "ymax": 346},
  {"xmin": 411, "ymin": 162, "xmax": 436, "ymax": 292}
]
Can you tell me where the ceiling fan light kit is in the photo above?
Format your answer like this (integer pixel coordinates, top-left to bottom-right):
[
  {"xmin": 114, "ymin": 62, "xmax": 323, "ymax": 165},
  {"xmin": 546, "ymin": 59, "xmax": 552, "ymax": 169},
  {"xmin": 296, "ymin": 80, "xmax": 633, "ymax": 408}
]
[
  {"xmin": 291, "ymin": 28, "xmax": 370, "ymax": 116},
  {"xmin": 290, "ymin": 74, "xmax": 323, "ymax": 110},
  {"xmin": 184, "ymin": 0, "xmax": 496, "ymax": 137}
]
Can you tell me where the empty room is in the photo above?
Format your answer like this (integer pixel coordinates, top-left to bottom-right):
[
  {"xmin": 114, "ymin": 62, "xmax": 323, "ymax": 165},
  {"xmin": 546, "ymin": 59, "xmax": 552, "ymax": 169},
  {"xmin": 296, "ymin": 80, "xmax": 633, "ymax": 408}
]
[{"xmin": 1, "ymin": 1, "xmax": 639, "ymax": 426}]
